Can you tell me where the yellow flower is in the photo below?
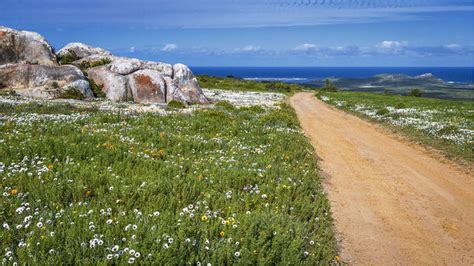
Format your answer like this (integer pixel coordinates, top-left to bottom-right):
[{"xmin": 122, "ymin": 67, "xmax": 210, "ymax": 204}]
[
  {"xmin": 218, "ymin": 231, "xmax": 225, "ymax": 237},
  {"xmin": 159, "ymin": 132, "xmax": 166, "ymax": 139},
  {"xmin": 335, "ymin": 255, "xmax": 340, "ymax": 262},
  {"xmin": 225, "ymin": 220, "xmax": 231, "ymax": 226},
  {"xmin": 201, "ymin": 215, "xmax": 208, "ymax": 222},
  {"xmin": 47, "ymin": 164, "xmax": 54, "ymax": 169},
  {"xmin": 197, "ymin": 175, "xmax": 204, "ymax": 181},
  {"xmin": 266, "ymin": 164, "xmax": 272, "ymax": 169},
  {"xmin": 10, "ymin": 188, "xmax": 18, "ymax": 195}
]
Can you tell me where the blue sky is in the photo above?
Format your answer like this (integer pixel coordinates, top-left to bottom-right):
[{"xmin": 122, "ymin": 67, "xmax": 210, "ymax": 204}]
[{"xmin": 1, "ymin": 0, "xmax": 473, "ymax": 66}]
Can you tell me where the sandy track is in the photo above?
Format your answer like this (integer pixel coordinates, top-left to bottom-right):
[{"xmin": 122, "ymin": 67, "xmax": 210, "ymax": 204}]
[{"xmin": 290, "ymin": 92, "xmax": 474, "ymax": 265}]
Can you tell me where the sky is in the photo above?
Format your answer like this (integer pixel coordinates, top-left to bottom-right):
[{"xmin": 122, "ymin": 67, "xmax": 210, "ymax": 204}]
[{"xmin": 1, "ymin": 0, "xmax": 473, "ymax": 66}]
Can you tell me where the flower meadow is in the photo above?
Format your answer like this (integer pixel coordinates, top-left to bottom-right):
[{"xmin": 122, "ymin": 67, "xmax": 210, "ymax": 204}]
[
  {"xmin": 317, "ymin": 91, "xmax": 473, "ymax": 162},
  {"xmin": 0, "ymin": 98, "xmax": 337, "ymax": 264}
]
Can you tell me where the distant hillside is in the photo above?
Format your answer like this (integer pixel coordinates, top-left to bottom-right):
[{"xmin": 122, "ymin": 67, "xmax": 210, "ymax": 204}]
[{"xmin": 305, "ymin": 73, "xmax": 474, "ymax": 100}]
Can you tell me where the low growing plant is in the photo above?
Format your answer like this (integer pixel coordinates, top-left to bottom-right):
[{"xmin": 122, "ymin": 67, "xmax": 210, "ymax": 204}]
[{"xmin": 167, "ymin": 100, "xmax": 187, "ymax": 109}]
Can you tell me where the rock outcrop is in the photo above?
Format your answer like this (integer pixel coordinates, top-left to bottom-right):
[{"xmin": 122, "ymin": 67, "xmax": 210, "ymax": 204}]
[
  {"xmin": 56, "ymin": 42, "xmax": 112, "ymax": 63},
  {"xmin": 0, "ymin": 64, "xmax": 94, "ymax": 99},
  {"xmin": 0, "ymin": 26, "xmax": 208, "ymax": 105},
  {"xmin": 0, "ymin": 26, "xmax": 57, "ymax": 66}
]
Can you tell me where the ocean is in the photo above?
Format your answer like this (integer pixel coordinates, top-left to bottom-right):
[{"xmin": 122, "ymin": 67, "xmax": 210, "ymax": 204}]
[{"xmin": 190, "ymin": 67, "xmax": 474, "ymax": 83}]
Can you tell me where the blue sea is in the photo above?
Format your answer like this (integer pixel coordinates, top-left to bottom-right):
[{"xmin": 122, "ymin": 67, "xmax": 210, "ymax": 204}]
[{"xmin": 190, "ymin": 67, "xmax": 474, "ymax": 83}]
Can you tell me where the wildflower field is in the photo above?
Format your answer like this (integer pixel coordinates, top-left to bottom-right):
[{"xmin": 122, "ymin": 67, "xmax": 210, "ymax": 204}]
[
  {"xmin": 316, "ymin": 91, "xmax": 474, "ymax": 162},
  {"xmin": 0, "ymin": 99, "xmax": 337, "ymax": 264}
]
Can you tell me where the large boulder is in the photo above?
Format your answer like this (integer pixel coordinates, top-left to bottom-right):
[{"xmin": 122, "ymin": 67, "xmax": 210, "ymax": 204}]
[
  {"xmin": 87, "ymin": 66, "xmax": 130, "ymax": 102},
  {"xmin": 128, "ymin": 70, "xmax": 167, "ymax": 103},
  {"xmin": 170, "ymin": 64, "xmax": 209, "ymax": 104},
  {"xmin": 0, "ymin": 64, "xmax": 94, "ymax": 99},
  {"xmin": 0, "ymin": 26, "xmax": 57, "ymax": 66},
  {"xmin": 109, "ymin": 57, "xmax": 143, "ymax": 75},
  {"xmin": 56, "ymin": 42, "xmax": 112, "ymax": 64}
]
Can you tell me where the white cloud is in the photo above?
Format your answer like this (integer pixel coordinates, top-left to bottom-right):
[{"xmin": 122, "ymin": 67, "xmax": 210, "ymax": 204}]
[
  {"xmin": 377, "ymin": 41, "xmax": 405, "ymax": 49},
  {"xmin": 162, "ymin": 44, "xmax": 178, "ymax": 52},
  {"xmin": 129, "ymin": 46, "xmax": 136, "ymax": 53},
  {"xmin": 294, "ymin": 43, "xmax": 318, "ymax": 51},
  {"xmin": 239, "ymin": 45, "xmax": 261, "ymax": 52},
  {"xmin": 376, "ymin": 41, "xmax": 408, "ymax": 54},
  {"xmin": 444, "ymin": 43, "xmax": 460, "ymax": 50}
]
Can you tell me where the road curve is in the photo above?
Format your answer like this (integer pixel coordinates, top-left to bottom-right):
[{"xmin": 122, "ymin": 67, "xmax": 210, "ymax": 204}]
[{"xmin": 290, "ymin": 92, "xmax": 474, "ymax": 265}]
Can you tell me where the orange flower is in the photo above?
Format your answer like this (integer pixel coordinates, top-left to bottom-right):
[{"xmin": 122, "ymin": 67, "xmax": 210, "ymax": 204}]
[
  {"xmin": 158, "ymin": 149, "xmax": 165, "ymax": 157},
  {"xmin": 10, "ymin": 189, "xmax": 18, "ymax": 195}
]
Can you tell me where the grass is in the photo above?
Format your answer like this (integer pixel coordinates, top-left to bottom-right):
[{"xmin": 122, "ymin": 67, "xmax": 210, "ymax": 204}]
[
  {"xmin": 316, "ymin": 91, "xmax": 474, "ymax": 163},
  {"xmin": 0, "ymin": 101, "xmax": 337, "ymax": 264},
  {"xmin": 197, "ymin": 75, "xmax": 305, "ymax": 94}
]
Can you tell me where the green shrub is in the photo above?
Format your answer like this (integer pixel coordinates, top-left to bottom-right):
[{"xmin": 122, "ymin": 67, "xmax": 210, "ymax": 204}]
[
  {"xmin": 88, "ymin": 78, "xmax": 106, "ymax": 98},
  {"xmin": 395, "ymin": 102, "xmax": 407, "ymax": 109},
  {"xmin": 167, "ymin": 100, "xmax": 186, "ymax": 109},
  {"xmin": 51, "ymin": 81, "xmax": 60, "ymax": 89},
  {"xmin": 410, "ymin": 89, "xmax": 423, "ymax": 97},
  {"xmin": 376, "ymin": 107, "xmax": 390, "ymax": 116},
  {"xmin": 0, "ymin": 89, "xmax": 17, "ymax": 96},
  {"xmin": 58, "ymin": 51, "xmax": 79, "ymax": 65},
  {"xmin": 215, "ymin": 100, "xmax": 235, "ymax": 110},
  {"xmin": 321, "ymin": 79, "xmax": 338, "ymax": 92},
  {"xmin": 56, "ymin": 89, "xmax": 85, "ymax": 100},
  {"xmin": 78, "ymin": 58, "xmax": 112, "ymax": 72}
]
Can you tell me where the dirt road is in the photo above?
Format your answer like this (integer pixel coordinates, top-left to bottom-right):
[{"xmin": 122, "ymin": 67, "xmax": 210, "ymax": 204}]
[{"xmin": 290, "ymin": 92, "xmax": 474, "ymax": 265}]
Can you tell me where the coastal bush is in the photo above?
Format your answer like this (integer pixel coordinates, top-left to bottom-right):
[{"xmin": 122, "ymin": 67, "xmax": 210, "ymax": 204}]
[
  {"xmin": 88, "ymin": 78, "xmax": 106, "ymax": 98},
  {"xmin": 0, "ymin": 89, "xmax": 17, "ymax": 96},
  {"xmin": 167, "ymin": 100, "xmax": 187, "ymax": 109},
  {"xmin": 58, "ymin": 51, "xmax": 78, "ymax": 65},
  {"xmin": 78, "ymin": 58, "xmax": 112, "ymax": 72},
  {"xmin": 321, "ymin": 79, "xmax": 337, "ymax": 92},
  {"xmin": 376, "ymin": 107, "xmax": 390, "ymax": 116},
  {"xmin": 215, "ymin": 100, "xmax": 235, "ymax": 110},
  {"xmin": 410, "ymin": 89, "xmax": 423, "ymax": 97},
  {"xmin": 0, "ymin": 101, "xmax": 338, "ymax": 264},
  {"xmin": 56, "ymin": 88, "xmax": 86, "ymax": 100}
]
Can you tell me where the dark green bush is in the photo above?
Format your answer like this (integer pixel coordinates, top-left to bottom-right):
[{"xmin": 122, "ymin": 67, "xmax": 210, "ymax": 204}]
[
  {"xmin": 88, "ymin": 78, "xmax": 106, "ymax": 98},
  {"xmin": 56, "ymin": 89, "xmax": 85, "ymax": 100},
  {"xmin": 410, "ymin": 89, "xmax": 423, "ymax": 97},
  {"xmin": 376, "ymin": 107, "xmax": 390, "ymax": 116},
  {"xmin": 78, "ymin": 58, "xmax": 112, "ymax": 72},
  {"xmin": 215, "ymin": 100, "xmax": 235, "ymax": 110},
  {"xmin": 395, "ymin": 102, "xmax": 407, "ymax": 109},
  {"xmin": 321, "ymin": 79, "xmax": 338, "ymax": 92},
  {"xmin": 58, "ymin": 51, "xmax": 79, "ymax": 65},
  {"xmin": 167, "ymin": 100, "xmax": 186, "ymax": 109}
]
